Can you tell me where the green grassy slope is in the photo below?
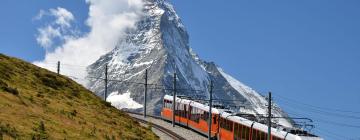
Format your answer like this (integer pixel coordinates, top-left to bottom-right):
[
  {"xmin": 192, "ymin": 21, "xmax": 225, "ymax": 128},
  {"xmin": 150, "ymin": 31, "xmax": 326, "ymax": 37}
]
[{"xmin": 0, "ymin": 54, "xmax": 158, "ymax": 140}]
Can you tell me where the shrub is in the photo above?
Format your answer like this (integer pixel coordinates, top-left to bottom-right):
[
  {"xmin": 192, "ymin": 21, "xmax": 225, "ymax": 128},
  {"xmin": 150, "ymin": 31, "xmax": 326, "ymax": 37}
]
[
  {"xmin": 32, "ymin": 121, "xmax": 49, "ymax": 140},
  {"xmin": 0, "ymin": 123, "xmax": 18, "ymax": 138},
  {"xmin": 0, "ymin": 80, "xmax": 18, "ymax": 95},
  {"xmin": 70, "ymin": 110, "xmax": 77, "ymax": 117},
  {"xmin": 1, "ymin": 86, "xmax": 19, "ymax": 95},
  {"xmin": 39, "ymin": 74, "xmax": 66, "ymax": 90},
  {"xmin": 102, "ymin": 100, "xmax": 112, "ymax": 108},
  {"xmin": 28, "ymin": 95, "xmax": 34, "ymax": 102},
  {"xmin": 0, "ymin": 80, "xmax": 7, "ymax": 88}
]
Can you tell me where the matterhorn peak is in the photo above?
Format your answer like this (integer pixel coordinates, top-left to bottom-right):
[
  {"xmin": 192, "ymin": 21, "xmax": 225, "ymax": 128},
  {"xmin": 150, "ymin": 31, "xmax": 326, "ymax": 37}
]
[{"xmin": 87, "ymin": 0, "xmax": 293, "ymax": 128}]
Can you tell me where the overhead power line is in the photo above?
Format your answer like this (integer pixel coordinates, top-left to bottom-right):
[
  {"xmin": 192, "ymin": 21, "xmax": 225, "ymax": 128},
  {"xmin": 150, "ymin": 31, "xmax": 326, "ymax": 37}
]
[
  {"xmin": 285, "ymin": 107, "xmax": 360, "ymax": 129},
  {"xmin": 273, "ymin": 92, "xmax": 360, "ymax": 114},
  {"xmin": 276, "ymin": 98, "xmax": 360, "ymax": 120}
]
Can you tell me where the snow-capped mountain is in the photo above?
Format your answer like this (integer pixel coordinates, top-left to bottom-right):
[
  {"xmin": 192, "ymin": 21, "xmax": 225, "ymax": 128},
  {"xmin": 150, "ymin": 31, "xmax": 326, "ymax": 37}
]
[{"xmin": 87, "ymin": 0, "xmax": 293, "ymax": 127}]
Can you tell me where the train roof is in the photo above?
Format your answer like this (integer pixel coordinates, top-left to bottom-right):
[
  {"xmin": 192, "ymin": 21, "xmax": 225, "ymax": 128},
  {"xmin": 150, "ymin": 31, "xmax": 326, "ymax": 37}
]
[
  {"xmin": 221, "ymin": 111, "xmax": 301, "ymax": 139},
  {"xmin": 164, "ymin": 95, "xmax": 221, "ymax": 114},
  {"xmin": 164, "ymin": 95, "xmax": 322, "ymax": 140}
]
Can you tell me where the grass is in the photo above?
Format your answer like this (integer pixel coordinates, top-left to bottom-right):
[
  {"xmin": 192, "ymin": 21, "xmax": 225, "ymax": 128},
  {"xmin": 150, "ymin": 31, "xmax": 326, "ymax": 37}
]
[{"xmin": 0, "ymin": 53, "xmax": 159, "ymax": 140}]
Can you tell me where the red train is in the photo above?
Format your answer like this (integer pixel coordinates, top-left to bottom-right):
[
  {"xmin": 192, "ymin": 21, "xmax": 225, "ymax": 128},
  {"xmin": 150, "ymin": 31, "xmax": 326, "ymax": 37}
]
[{"xmin": 161, "ymin": 95, "xmax": 322, "ymax": 140}]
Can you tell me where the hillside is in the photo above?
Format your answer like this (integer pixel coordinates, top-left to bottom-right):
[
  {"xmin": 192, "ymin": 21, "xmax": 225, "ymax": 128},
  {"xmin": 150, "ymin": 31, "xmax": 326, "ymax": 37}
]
[{"xmin": 0, "ymin": 54, "xmax": 158, "ymax": 140}]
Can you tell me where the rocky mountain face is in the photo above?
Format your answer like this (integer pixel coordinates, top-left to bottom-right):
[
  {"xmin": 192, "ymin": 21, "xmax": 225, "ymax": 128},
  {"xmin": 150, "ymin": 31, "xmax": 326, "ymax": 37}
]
[{"xmin": 87, "ymin": 0, "xmax": 293, "ymax": 127}]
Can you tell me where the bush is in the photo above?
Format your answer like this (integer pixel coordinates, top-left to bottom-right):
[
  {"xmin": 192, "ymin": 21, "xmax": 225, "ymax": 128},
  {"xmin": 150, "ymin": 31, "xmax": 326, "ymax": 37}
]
[
  {"xmin": 70, "ymin": 110, "xmax": 77, "ymax": 117},
  {"xmin": 0, "ymin": 79, "xmax": 18, "ymax": 95},
  {"xmin": 28, "ymin": 95, "xmax": 34, "ymax": 102},
  {"xmin": 104, "ymin": 135, "xmax": 116, "ymax": 140},
  {"xmin": 101, "ymin": 100, "xmax": 112, "ymax": 108},
  {"xmin": 32, "ymin": 121, "xmax": 49, "ymax": 140},
  {"xmin": 0, "ymin": 80, "xmax": 7, "ymax": 88},
  {"xmin": 1, "ymin": 86, "xmax": 19, "ymax": 96},
  {"xmin": 0, "ymin": 123, "xmax": 18, "ymax": 138},
  {"xmin": 39, "ymin": 74, "xmax": 66, "ymax": 90}
]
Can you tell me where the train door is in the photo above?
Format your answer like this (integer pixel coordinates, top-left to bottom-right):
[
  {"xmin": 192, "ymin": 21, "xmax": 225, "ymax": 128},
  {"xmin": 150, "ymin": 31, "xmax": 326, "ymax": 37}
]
[{"xmin": 212, "ymin": 114, "xmax": 219, "ymax": 135}]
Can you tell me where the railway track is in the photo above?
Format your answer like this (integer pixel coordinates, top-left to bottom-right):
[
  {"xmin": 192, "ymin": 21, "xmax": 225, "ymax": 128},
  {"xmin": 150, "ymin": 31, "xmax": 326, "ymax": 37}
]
[{"xmin": 125, "ymin": 111, "xmax": 186, "ymax": 140}]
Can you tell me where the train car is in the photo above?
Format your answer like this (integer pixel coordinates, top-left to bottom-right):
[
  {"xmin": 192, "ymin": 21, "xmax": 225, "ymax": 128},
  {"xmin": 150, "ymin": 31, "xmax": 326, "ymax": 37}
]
[
  {"xmin": 161, "ymin": 95, "xmax": 323, "ymax": 140},
  {"xmin": 162, "ymin": 95, "xmax": 219, "ymax": 137}
]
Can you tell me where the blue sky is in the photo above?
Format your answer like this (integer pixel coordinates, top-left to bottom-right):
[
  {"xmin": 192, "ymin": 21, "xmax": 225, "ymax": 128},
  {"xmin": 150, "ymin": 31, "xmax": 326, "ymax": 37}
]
[{"xmin": 0, "ymin": 0, "xmax": 359, "ymax": 139}]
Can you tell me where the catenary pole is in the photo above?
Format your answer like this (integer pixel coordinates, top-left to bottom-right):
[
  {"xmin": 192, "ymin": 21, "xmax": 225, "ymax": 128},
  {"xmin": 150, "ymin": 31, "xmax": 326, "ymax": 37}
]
[
  {"xmin": 268, "ymin": 92, "xmax": 272, "ymax": 140},
  {"xmin": 57, "ymin": 61, "xmax": 60, "ymax": 75},
  {"xmin": 172, "ymin": 72, "xmax": 177, "ymax": 127},
  {"xmin": 208, "ymin": 81, "xmax": 214, "ymax": 140},
  {"xmin": 104, "ymin": 65, "xmax": 108, "ymax": 101},
  {"xmin": 144, "ymin": 69, "xmax": 148, "ymax": 118}
]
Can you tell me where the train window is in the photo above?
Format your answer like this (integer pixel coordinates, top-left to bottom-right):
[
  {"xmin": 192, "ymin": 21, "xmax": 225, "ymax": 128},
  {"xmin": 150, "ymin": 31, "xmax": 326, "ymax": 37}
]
[
  {"xmin": 260, "ymin": 130, "xmax": 264, "ymax": 140},
  {"xmin": 183, "ymin": 105, "xmax": 187, "ymax": 118},
  {"xmin": 175, "ymin": 103, "xmax": 187, "ymax": 118},
  {"xmin": 220, "ymin": 117, "xmax": 227, "ymax": 130},
  {"xmin": 252, "ymin": 129, "xmax": 257, "ymax": 140},
  {"xmin": 258, "ymin": 131, "xmax": 266, "ymax": 140},
  {"xmin": 202, "ymin": 111, "xmax": 209, "ymax": 121},
  {"xmin": 183, "ymin": 104, "xmax": 187, "ymax": 118},
  {"xmin": 221, "ymin": 119, "xmax": 233, "ymax": 131},
  {"xmin": 222, "ymin": 119, "xmax": 227, "ymax": 129},
  {"xmin": 177, "ymin": 103, "xmax": 181, "ymax": 116},
  {"xmin": 190, "ymin": 107, "xmax": 200, "ymax": 123},
  {"xmin": 261, "ymin": 132, "xmax": 267, "ymax": 140},
  {"xmin": 238, "ymin": 124, "xmax": 243, "ymax": 140},
  {"xmin": 213, "ymin": 115, "xmax": 217, "ymax": 124},
  {"xmin": 220, "ymin": 118, "xmax": 225, "ymax": 128},
  {"xmin": 229, "ymin": 120, "xmax": 233, "ymax": 131},
  {"xmin": 257, "ymin": 130, "xmax": 261, "ymax": 140},
  {"xmin": 178, "ymin": 103, "xmax": 182, "ymax": 116},
  {"xmin": 164, "ymin": 100, "xmax": 172, "ymax": 109},
  {"xmin": 234, "ymin": 123, "xmax": 241, "ymax": 140},
  {"xmin": 241, "ymin": 126, "xmax": 248, "ymax": 140}
]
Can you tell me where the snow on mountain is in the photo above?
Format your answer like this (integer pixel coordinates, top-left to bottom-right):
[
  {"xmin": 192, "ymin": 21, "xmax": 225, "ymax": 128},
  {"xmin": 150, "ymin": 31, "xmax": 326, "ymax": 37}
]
[
  {"xmin": 217, "ymin": 67, "xmax": 293, "ymax": 127},
  {"xmin": 86, "ymin": 0, "xmax": 293, "ymax": 128}
]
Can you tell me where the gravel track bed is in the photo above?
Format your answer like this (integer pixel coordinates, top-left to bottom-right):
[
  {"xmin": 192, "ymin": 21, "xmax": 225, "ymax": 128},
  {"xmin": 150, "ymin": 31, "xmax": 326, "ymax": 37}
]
[
  {"xmin": 138, "ymin": 122, "xmax": 173, "ymax": 140},
  {"xmin": 130, "ymin": 114, "xmax": 207, "ymax": 140}
]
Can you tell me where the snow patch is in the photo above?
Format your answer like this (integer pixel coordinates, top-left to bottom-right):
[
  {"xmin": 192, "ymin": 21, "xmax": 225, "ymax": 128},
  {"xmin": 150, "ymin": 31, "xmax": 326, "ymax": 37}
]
[
  {"xmin": 218, "ymin": 67, "xmax": 293, "ymax": 127},
  {"xmin": 133, "ymin": 60, "xmax": 154, "ymax": 67},
  {"xmin": 218, "ymin": 67, "xmax": 267, "ymax": 106},
  {"xmin": 106, "ymin": 91, "xmax": 143, "ymax": 109}
]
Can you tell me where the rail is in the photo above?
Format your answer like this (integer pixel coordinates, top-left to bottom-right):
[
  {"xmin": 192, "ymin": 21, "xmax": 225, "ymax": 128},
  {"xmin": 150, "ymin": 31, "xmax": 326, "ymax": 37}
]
[{"xmin": 125, "ymin": 111, "xmax": 186, "ymax": 140}]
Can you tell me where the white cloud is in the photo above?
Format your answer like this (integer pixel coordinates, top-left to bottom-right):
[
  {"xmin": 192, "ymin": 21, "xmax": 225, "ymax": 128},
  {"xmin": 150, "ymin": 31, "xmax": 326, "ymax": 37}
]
[
  {"xmin": 36, "ymin": 26, "xmax": 61, "ymax": 49},
  {"xmin": 106, "ymin": 91, "xmax": 143, "ymax": 109},
  {"xmin": 33, "ymin": 0, "xmax": 144, "ymax": 85},
  {"xmin": 33, "ymin": 9, "xmax": 46, "ymax": 20},
  {"xmin": 35, "ymin": 7, "xmax": 75, "ymax": 50},
  {"xmin": 50, "ymin": 7, "xmax": 74, "ymax": 28},
  {"xmin": 34, "ymin": 7, "xmax": 75, "ymax": 28}
]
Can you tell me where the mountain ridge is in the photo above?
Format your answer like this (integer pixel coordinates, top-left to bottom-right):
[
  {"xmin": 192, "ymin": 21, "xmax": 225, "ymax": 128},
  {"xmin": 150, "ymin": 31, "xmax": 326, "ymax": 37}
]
[{"xmin": 87, "ymin": 0, "xmax": 293, "ymax": 128}]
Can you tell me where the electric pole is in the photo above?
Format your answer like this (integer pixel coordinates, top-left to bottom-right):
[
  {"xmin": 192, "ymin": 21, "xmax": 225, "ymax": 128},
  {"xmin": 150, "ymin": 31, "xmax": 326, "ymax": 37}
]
[
  {"xmin": 208, "ymin": 80, "xmax": 214, "ymax": 140},
  {"xmin": 144, "ymin": 69, "xmax": 148, "ymax": 118},
  {"xmin": 268, "ymin": 92, "xmax": 272, "ymax": 140},
  {"xmin": 57, "ymin": 61, "xmax": 60, "ymax": 75},
  {"xmin": 172, "ymin": 72, "xmax": 177, "ymax": 127},
  {"xmin": 104, "ymin": 65, "xmax": 108, "ymax": 101}
]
